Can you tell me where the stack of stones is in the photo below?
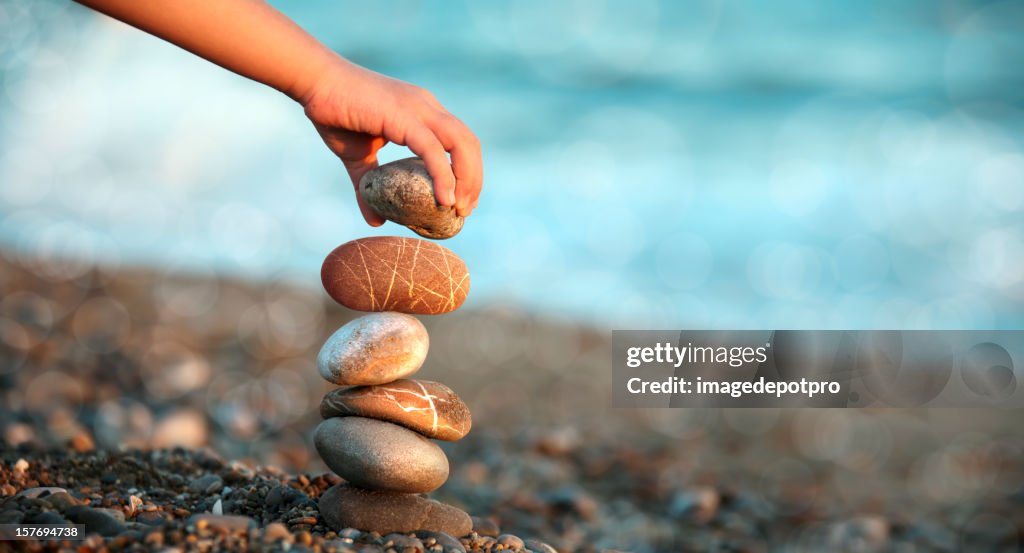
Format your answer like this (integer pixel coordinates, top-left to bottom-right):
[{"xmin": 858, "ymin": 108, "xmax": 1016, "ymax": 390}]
[{"xmin": 314, "ymin": 158, "xmax": 474, "ymax": 537}]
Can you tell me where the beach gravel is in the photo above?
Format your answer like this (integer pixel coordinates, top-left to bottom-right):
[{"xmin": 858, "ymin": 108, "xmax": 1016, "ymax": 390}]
[{"xmin": 1, "ymin": 254, "xmax": 1022, "ymax": 552}]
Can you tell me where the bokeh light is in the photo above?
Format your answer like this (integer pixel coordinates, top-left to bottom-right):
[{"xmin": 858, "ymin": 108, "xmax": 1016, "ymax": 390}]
[{"xmin": 0, "ymin": 1, "xmax": 1021, "ymax": 329}]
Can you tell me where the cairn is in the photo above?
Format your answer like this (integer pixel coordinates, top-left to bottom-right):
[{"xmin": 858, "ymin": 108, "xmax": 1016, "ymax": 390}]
[{"xmin": 314, "ymin": 158, "xmax": 474, "ymax": 536}]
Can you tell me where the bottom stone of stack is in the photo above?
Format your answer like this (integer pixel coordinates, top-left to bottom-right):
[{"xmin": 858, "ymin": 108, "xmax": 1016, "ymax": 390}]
[{"xmin": 319, "ymin": 484, "xmax": 472, "ymax": 536}]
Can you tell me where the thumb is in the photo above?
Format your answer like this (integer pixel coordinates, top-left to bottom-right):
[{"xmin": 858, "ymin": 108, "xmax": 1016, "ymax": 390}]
[{"xmin": 345, "ymin": 160, "xmax": 386, "ymax": 227}]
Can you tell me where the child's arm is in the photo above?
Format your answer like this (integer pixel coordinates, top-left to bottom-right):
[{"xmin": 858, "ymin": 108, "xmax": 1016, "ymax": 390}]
[{"xmin": 76, "ymin": 0, "xmax": 482, "ymax": 224}]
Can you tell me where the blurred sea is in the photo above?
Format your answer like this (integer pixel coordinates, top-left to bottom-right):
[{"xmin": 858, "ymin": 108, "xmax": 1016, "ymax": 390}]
[{"xmin": 1, "ymin": 0, "xmax": 1022, "ymax": 329}]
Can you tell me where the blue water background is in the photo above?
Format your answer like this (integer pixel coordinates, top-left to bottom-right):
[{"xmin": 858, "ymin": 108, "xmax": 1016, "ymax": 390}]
[{"xmin": 1, "ymin": 1, "xmax": 1022, "ymax": 329}]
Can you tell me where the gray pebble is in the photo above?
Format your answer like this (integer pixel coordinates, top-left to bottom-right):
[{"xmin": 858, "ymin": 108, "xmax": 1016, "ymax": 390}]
[
  {"xmin": 414, "ymin": 531, "xmax": 466, "ymax": 553},
  {"xmin": 97, "ymin": 508, "xmax": 126, "ymax": 523},
  {"xmin": 136, "ymin": 511, "xmax": 172, "ymax": 525},
  {"xmin": 360, "ymin": 157, "xmax": 465, "ymax": 239},
  {"xmin": 16, "ymin": 487, "xmax": 68, "ymax": 499},
  {"xmin": 497, "ymin": 534, "xmax": 525, "ymax": 551},
  {"xmin": 189, "ymin": 473, "xmax": 224, "ymax": 494},
  {"xmin": 524, "ymin": 540, "xmax": 559, "ymax": 553},
  {"xmin": 315, "ymin": 417, "xmax": 449, "ymax": 493},
  {"xmin": 384, "ymin": 533, "xmax": 425, "ymax": 553},
  {"xmin": 339, "ymin": 528, "xmax": 363, "ymax": 539},
  {"xmin": 0, "ymin": 510, "xmax": 23, "ymax": 524},
  {"xmin": 27, "ymin": 511, "xmax": 66, "ymax": 525},
  {"xmin": 65, "ymin": 506, "xmax": 126, "ymax": 537}
]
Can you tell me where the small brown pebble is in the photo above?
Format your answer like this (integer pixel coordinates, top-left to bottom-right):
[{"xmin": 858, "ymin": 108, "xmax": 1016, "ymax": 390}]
[
  {"xmin": 297, "ymin": 530, "xmax": 314, "ymax": 545},
  {"xmin": 0, "ymin": 484, "xmax": 15, "ymax": 496},
  {"xmin": 263, "ymin": 522, "xmax": 292, "ymax": 543},
  {"xmin": 45, "ymin": 492, "xmax": 83, "ymax": 511},
  {"xmin": 144, "ymin": 531, "xmax": 164, "ymax": 547},
  {"xmin": 69, "ymin": 432, "xmax": 95, "ymax": 452},
  {"xmin": 319, "ymin": 484, "xmax": 471, "ymax": 536},
  {"xmin": 289, "ymin": 516, "xmax": 319, "ymax": 526}
]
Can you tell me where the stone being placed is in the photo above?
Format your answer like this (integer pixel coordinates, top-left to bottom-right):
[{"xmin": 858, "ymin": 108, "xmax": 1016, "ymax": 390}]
[
  {"xmin": 317, "ymin": 312, "xmax": 428, "ymax": 386},
  {"xmin": 360, "ymin": 157, "xmax": 465, "ymax": 240},
  {"xmin": 321, "ymin": 236, "xmax": 470, "ymax": 314},
  {"xmin": 314, "ymin": 417, "xmax": 449, "ymax": 493},
  {"xmin": 319, "ymin": 483, "xmax": 472, "ymax": 537},
  {"xmin": 320, "ymin": 379, "xmax": 471, "ymax": 441}
]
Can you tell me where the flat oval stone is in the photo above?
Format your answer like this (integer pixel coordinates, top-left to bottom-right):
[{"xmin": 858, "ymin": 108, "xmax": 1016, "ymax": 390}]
[
  {"xmin": 320, "ymin": 379, "xmax": 471, "ymax": 441},
  {"xmin": 319, "ymin": 484, "xmax": 471, "ymax": 537},
  {"xmin": 321, "ymin": 237, "xmax": 470, "ymax": 315},
  {"xmin": 16, "ymin": 487, "xmax": 68, "ymax": 499},
  {"xmin": 360, "ymin": 157, "xmax": 465, "ymax": 240},
  {"xmin": 317, "ymin": 312, "xmax": 428, "ymax": 385},
  {"xmin": 314, "ymin": 417, "xmax": 449, "ymax": 493}
]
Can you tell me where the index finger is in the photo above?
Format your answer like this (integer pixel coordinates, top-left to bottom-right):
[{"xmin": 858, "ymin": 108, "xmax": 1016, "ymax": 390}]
[
  {"xmin": 429, "ymin": 114, "xmax": 483, "ymax": 217},
  {"xmin": 403, "ymin": 123, "xmax": 457, "ymax": 206}
]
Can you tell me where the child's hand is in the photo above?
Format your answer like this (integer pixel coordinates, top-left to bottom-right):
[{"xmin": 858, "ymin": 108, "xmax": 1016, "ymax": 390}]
[
  {"xmin": 75, "ymin": 0, "xmax": 483, "ymax": 228},
  {"xmin": 301, "ymin": 61, "xmax": 483, "ymax": 226}
]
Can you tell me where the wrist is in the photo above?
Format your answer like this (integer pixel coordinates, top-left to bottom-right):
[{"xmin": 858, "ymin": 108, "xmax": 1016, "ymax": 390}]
[{"xmin": 288, "ymin": 51, "xmax": 353, "ymax": 107}]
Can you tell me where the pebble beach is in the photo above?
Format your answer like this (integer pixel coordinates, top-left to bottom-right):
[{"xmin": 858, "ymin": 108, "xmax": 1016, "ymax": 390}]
[{"xmin": 1, "ymin": 251, "xmax": 1023, "ymax": 552}]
